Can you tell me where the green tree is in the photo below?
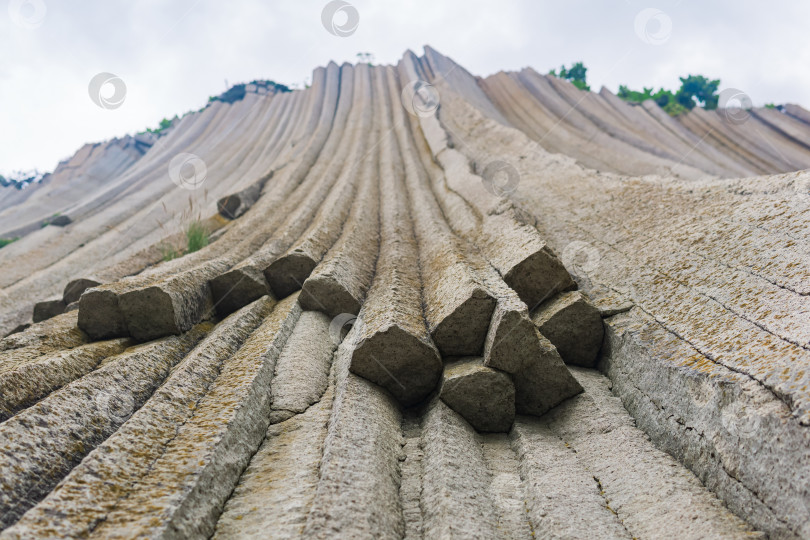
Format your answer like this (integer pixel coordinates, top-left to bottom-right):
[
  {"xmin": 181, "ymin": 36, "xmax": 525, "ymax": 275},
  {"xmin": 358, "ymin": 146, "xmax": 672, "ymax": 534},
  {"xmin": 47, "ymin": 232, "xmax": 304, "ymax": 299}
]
[
  {"xmin": 356, "ymin": 52, "xmax": 374, "ymax": 66},
  {"xmin": 617, "ymin": 85, "xmax": 679, "ymax": 111},
  {"xmin": 675, "ymin": 75, "xmax": 720, "ymax": 110},
  {"xmin": 551, "ymin": 62, "xmax": 590, "ymax": 91},
  {"xmin": 618, "ymin": 85, "xmax": 654, "ymax": 102},
  {"xmin": 616, "ymin": 74, "xmax": 721, "ymax": 116}
]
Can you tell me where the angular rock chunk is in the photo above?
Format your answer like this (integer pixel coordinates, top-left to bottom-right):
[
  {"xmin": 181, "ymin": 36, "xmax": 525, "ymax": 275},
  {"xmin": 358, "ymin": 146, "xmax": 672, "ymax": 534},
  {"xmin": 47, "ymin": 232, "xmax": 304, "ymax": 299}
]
[
  {"xmin": 49, "ymin": 215, "xmax": 71, "ymax": 227},
  {"xmin": 32, "ymin": 297, "xmax": 66, "ymax": 323},
  {"xmin": 439, "ymin": 357, "xmax": 515, "ymax": 432},
  {"xmin": 217, "ymin": 171, "xmax": 272, "ymax": 219},
  {"xmin": 349, "ymin": 66, "xmax": 442, "ymax": 406},
  {"xmin": 483, "ymin": 212, "xmax": 575, "ymax": 307},
  {"xmin": 513, "ymin": 331, "xmax": 582, "ymax": 417},
  {"xmin": 62, "ymin": 277, "xmax": 101, "ymax": 305},
  {"xmin": 209, "ymin": 265, "xmax": 274, "ymax": 317},
  {"xmin": 477, "ymin": 258, "xmax": 583, "ymax": 416},
  {"xmin": 264, "ymin": 252, "xmax": 319, "ymax": 299},
  {"xmin": 77, "ymin": 285, "xmax": 128, "ymax": 340},
  {"xmin": 531, "ymin": 291, "xmax": 604, "ymax": 367},
  {"xmin": 118, "ymin": 262, "xmax": 229, "ymax": 342}
]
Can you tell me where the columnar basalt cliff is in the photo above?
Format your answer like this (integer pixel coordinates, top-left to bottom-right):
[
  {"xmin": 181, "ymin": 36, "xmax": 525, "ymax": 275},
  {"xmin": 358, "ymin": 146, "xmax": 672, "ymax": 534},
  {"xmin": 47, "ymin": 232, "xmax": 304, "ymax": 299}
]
[{"xmin": 0, "ymin": 47, "xmax": 807, "ymax": 539}]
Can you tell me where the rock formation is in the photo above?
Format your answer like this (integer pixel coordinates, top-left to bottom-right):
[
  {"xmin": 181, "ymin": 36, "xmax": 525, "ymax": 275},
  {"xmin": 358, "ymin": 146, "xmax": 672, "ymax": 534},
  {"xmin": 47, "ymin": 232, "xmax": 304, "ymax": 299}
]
[{"xmin": 0, "ymin": 46, "xmax": 807, "ymax": 538}]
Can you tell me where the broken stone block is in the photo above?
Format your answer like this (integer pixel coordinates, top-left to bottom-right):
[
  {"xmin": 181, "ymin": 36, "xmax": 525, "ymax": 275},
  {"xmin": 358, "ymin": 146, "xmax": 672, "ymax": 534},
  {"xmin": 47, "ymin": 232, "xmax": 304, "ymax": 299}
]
[
  {"xmin": 217, "ymin": 172, "xmax": 271, "ymax": 219},
  {"xmin": 77, "ymin": 286, "xmax": 128, "ymax": 340},
  {"xmin": 33, "ymin": 298, "xmax": 66, "ymax": 323},
  {"xmin": 63, "ymin": 278, "xmax": 101, "ymax": 305},
  {"xmin": 531, "ymin": 291, "xmax": 604, "ymax": 367},
  {"xmin": 50, "ymin": 215, "xmax": 72, "ymax": 227},
  {"xmin": 439, "ymin": 357, "xmax": 515, "ymax": 432}
]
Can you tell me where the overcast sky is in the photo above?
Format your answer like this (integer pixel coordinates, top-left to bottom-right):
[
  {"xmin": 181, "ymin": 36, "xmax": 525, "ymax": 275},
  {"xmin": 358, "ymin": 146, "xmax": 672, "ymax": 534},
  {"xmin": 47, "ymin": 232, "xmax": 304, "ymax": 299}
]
[{"xmin": 2, "ymin": 0, "xmax": 809, "ymax": 175}]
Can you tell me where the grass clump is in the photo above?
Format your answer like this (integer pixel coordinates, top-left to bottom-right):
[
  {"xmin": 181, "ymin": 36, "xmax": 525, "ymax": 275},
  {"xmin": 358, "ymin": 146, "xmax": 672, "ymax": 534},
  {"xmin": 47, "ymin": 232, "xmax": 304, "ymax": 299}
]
[
  {"xmin": 0, "ymin": 237, "xmax": 18, "ymax": 248},
  {"xmin": 185, "ymin": 221, "xmax": 209, "ymax": 254},
  {"xmin": 161, "ymin": 244, "xmax": 180, "ymax": 262}
]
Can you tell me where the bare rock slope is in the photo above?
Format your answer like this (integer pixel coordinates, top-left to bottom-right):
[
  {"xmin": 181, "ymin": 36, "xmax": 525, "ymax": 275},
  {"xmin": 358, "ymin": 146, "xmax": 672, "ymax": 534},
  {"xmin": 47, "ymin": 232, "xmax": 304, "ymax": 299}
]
[{"xmin": 0, "ymin": 46, "xmax": 807, "ymax": 538}]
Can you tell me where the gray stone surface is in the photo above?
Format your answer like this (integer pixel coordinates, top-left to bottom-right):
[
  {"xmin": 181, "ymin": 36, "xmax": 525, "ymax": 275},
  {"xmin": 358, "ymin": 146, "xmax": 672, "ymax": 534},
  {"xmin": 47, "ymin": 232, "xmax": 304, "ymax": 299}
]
[
  {"xmin": 2, "ymin": 48, "xmax": 805, "ymax": 538},
  {"xmin": 0, "ymin": 297, "xmax": 277, "ymax": 537},
  {"xmin": 538, "ymin": 367, "xmax": 763, "ymax": 539},
  {"xmin": 268, "ymin": 310, "xmax": 336, "ymax": 423},
  {"xmin": 0, "ymin": 337, "xmax": 130, "ymax": 421},
  {"xmin": 0, "ymin": 323, "xmax": 210, "ymax": 529},
  {"xmin": 432, "ymin": 73, "xmax": 797, "ymax": 536},
  {"xmin": 420, "ymin": 399, "xmax": 500, "ymax": 538},
  {"xmin": 303, "ymin": 330, "xmax": 405, "ymax": 539},
  {"xmin": 214, "ymin": 363, "xmax": 335, "ymax": 539}
]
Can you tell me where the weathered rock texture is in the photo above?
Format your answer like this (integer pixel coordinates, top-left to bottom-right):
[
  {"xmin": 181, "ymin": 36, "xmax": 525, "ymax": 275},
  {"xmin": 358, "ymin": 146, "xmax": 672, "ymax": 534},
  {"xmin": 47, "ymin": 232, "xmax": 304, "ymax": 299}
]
[{"xmin": 0, "ymin": 45, "xmax": 806, "ymax": 538}]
